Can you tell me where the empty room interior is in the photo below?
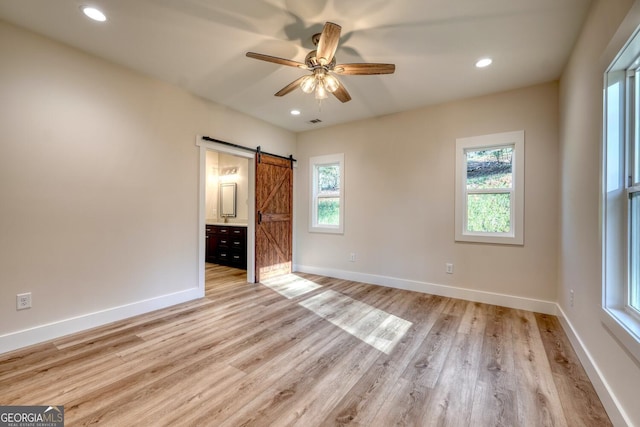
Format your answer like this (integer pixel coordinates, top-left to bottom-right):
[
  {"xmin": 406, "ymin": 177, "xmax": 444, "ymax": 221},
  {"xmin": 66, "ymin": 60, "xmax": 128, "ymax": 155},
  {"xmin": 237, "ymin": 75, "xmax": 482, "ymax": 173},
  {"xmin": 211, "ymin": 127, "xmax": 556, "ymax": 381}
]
[{"xmin": 1, "ymin": 0, "xmax": 640, "ymax": 425}]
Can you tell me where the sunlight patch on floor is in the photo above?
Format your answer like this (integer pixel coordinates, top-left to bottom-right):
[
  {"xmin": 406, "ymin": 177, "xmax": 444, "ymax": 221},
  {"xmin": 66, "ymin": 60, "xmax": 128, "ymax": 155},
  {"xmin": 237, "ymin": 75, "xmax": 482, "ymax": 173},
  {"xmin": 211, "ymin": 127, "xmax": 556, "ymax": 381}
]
[
  {"xmin": 261, "ymin": 274, "xmax": 323, "ymax": 299},
  {"xmin": 299, "ymin": 290, "xmax": 412, "ymax": 354}
]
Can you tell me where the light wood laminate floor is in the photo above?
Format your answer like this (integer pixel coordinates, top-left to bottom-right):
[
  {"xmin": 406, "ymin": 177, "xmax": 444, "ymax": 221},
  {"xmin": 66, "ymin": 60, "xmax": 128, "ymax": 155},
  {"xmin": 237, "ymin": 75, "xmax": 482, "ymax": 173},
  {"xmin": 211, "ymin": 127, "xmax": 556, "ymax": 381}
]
[{"xmin": 0, "ymin": 264, "xmax": 611, "ymax": 426}]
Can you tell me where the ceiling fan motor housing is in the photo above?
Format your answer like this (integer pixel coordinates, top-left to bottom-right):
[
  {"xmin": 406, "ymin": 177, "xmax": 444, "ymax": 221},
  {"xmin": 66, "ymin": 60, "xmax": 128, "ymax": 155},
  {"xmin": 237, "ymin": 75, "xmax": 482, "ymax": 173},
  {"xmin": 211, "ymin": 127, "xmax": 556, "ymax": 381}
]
[{"xmin": 305, "ymin": 50, "xmax": 336, "ymax": 70}]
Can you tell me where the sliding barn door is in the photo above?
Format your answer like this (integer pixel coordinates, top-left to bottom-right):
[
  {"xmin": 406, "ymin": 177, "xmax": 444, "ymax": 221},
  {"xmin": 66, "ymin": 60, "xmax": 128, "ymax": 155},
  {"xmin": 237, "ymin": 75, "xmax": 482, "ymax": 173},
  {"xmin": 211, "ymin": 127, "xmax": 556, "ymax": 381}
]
[{"xmin": 255, "ymin": 153, "xmax": 293, "ymax": 282}]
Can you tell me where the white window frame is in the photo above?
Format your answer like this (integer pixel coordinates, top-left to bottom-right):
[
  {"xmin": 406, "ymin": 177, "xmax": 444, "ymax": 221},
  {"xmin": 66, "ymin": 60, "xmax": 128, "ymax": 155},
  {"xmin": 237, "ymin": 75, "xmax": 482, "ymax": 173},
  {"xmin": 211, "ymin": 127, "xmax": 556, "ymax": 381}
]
[
  {"xmin": 602, "ymin": 25, "xmax": 640, "ymax": 364},
  {"xmin": 309, "ymin": 153, "xmax": 344, "ymax": 234},
  {"xmin": 455, "ymin": 131, "xmax": 524, "ymax": 245}
]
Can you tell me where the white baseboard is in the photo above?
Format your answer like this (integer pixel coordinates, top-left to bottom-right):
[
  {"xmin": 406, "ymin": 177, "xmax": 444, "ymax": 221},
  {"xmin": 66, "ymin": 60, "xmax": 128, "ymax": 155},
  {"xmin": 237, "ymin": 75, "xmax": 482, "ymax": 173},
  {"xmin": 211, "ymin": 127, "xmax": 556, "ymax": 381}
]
[
  {"xmin": 0, "ymin": 287, "xmax": 203, "ymax": 355},
  {"xmin": 293, "ymin": 264, "xmax": 557, "ymax": 315},
  {"xmin": 556, "ymin": 306, "xmax": 630, "ymax": 427}
]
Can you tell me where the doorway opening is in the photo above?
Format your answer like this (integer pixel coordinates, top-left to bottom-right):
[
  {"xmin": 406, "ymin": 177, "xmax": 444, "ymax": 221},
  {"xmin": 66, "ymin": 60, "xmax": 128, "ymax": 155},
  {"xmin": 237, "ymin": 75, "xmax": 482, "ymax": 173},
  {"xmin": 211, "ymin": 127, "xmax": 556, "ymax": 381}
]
[
  {"xmin": 204, "ymin": 150, "xmax": 250, "ymax": 281},
  {"xmin": 197, "ymin": 139, "xmax": 256, "ymax": 292},
  {"xmin": 197, "ymin": 137, "xmax": 295, "ymax": 294}
]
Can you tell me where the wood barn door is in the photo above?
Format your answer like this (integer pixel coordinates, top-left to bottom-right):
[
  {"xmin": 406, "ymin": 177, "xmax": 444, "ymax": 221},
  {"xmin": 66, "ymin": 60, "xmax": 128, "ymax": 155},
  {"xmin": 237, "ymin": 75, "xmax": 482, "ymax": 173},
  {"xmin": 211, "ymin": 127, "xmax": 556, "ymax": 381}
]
[{"xmin": 255, "ymin": 152, "xmax": 293, "ymax": 282}]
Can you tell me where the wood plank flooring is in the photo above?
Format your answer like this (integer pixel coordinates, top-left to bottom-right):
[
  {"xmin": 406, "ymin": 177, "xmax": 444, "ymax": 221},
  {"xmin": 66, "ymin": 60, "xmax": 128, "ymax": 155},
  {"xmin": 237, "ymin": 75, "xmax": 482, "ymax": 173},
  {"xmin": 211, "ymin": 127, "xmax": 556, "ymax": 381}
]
[{"xmin": 0, "ymin": 263, "xmax": 611, "ymax": 426}]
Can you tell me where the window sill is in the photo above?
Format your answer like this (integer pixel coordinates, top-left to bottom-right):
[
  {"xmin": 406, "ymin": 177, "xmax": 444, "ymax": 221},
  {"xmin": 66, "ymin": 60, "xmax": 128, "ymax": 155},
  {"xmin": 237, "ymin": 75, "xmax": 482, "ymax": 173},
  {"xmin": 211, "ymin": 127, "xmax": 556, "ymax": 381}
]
[
  {"xmin": 455, "ymin": 232, "xmax": 523, "ymax": 245},
  {"xmin": 601, "ymin": 306, "xmax": 640, "ymax": 364},
  {"xmin": 309, "ymin": 225, "xmax": 343, "ymax": 234}
]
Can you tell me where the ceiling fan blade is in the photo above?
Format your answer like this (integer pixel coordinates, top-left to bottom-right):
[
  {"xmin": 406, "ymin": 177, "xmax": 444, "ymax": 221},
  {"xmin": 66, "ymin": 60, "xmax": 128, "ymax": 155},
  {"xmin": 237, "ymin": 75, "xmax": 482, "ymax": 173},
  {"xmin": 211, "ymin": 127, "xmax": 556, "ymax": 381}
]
[
  {"xmin": 246, "ymin": 52, "xmax": 307, "ymax": 69},
  {"xmin": 316, "ymin": 22, "xmax": 341, "ymax": 66},
  {"xmin": 332, "ymin": 83, "xmax": 352, "ymax": 103},
  {"xmin": 275, "ymin": 76, "xmax": 307, "ymax": 97},
  {"xmin": 334, "ymin": 63, "xmax": 396, "ymax": 75}
]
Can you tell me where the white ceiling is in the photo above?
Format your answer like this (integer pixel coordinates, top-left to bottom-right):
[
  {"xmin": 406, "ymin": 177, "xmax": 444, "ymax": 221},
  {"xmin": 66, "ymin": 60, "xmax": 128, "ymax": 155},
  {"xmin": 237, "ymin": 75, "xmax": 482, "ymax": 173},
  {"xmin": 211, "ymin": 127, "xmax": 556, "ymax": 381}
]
[{"xmin": 0, "ymin": 0, "xmax": 592, "ymax": 132}]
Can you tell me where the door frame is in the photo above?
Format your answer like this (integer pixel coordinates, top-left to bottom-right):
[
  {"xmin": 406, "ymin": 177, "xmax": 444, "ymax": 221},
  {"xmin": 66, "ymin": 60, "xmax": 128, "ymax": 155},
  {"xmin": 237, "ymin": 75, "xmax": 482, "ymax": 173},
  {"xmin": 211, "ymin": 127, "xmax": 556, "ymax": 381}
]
[{"xmin": 196, "ymin": 137, "xmax": 256, "ymax": 287}]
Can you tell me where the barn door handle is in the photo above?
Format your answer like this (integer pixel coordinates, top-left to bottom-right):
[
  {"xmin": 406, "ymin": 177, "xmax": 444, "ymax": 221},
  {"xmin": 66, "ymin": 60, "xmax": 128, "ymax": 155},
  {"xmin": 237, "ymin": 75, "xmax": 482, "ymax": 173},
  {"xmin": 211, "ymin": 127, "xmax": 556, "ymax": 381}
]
[{"xmin": 258, "ymin": 211, "xmax": 262, "ymax": 224}]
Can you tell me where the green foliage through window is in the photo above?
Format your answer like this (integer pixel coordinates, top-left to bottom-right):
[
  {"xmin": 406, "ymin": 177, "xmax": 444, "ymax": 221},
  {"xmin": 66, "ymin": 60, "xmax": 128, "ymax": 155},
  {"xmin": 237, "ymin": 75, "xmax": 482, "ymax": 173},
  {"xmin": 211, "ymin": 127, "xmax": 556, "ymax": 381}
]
[
  {"xmin": 630, "ymin": 192, "xmax": 640, "ymax": 311},
  {"xmin": 466, "ymin": 147, "xmax": 513, "ymax": 190},
  {"xmin": 317, "ymin": 198, "xmax": 340, "ymax": 225},
  {"xmin": 464, "ymin": 146, "xmax": 513, "ymax": 233},
  {"xmin": 467, "ymin": 193, "xmax": 511, "ymax": 233},
  {"xmin": 310, "ymin": 153, "xmax": 344, "ymax": 232},
  {"xmin": 315, "ymin": 163, "xmax": 340, "ymax": 226},
  {"xmin": 317, "ymin": 165, "xmax": 340, "ymax": 192}
]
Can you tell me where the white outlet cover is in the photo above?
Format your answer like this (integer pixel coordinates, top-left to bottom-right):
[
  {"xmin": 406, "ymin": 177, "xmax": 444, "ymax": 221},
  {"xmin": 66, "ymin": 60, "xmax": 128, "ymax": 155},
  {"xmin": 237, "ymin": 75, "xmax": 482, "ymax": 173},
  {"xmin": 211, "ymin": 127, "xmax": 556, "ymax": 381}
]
[{"xmin": 17, "ymin": 292, "xmax": 32, "ymax": 310}]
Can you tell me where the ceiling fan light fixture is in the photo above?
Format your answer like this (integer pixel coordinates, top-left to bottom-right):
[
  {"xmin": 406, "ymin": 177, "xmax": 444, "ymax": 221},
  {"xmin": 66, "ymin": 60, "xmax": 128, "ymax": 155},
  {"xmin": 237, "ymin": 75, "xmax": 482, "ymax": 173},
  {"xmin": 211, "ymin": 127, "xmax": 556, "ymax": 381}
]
[
  {"xmin": 315, "ymin": 84, "xmax": 328, "ymax": 100},
  {"xmin": 323, "ymin": 74, "xmax": 340, "ymax": 93},
  {"xmin": 300, "ymin": 75, "xmax": 316, "ymax": 93}
]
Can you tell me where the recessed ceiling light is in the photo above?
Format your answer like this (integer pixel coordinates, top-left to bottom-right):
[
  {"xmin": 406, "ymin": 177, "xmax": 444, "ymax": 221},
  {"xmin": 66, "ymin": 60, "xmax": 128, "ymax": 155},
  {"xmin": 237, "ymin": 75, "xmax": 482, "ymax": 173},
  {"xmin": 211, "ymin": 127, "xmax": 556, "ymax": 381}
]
[
  {"xmin": 290, "ymin": 109, "xmax": 301, "ymax": 116},
  {"xmin": 81, "ymin": 6, "xmax": 107, "ymax": 22},
  {"xmin": 475, "ymin": 58, "xmax": 493, "ymax": 68}
]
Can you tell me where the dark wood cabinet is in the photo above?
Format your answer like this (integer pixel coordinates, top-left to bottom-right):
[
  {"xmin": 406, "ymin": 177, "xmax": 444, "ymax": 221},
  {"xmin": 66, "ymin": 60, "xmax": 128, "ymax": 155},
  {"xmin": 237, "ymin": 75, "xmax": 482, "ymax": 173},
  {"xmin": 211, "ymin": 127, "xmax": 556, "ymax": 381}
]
[
  {"xmin": 205, "ymin": 226, "xmax": 219, "ymax": 263},
  {"xmin": 206, "ymin": 225, "xmax": 247, "ymax": 269}
]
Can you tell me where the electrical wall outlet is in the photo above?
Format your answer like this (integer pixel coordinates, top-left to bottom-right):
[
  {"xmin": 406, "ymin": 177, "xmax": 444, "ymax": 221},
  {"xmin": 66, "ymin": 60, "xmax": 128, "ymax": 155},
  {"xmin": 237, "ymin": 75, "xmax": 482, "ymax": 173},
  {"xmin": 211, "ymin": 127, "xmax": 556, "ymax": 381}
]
[
  {"xmin": 17, "ymin": 292, "xmax": 32, "ymax": 310},
  {"xmin": 446, "ymin": 263, "xmax": 454, "ymax": 274},
  {"xmin": 349, "ymin": 252, "xmax": 357, "ymax": 262}
]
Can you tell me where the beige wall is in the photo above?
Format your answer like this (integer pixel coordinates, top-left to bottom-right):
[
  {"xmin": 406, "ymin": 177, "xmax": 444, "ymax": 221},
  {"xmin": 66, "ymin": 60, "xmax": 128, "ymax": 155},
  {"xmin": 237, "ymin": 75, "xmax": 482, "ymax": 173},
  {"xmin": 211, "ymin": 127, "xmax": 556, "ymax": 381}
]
[
  {"xmin": 205, "ymin": 151, "xmax": 250, "ymax": 224},
  {"xmin": 296, "ymin": 82, "xmax": 559, "ymax": 304},
  {"xmin": 205, "ymin": 151, "xmax": 249, "ymax": 224},
  {"xmin": 219, "ymin": 153, "xmax": 250, "ymax": 223},
  {"xmin": 205, "ymin": 151, "xmax": 220, "ymax": 220},
  {"xmin": 559, "ymin": 0, "xmax": 639, "ymax": 425},
  {"xmin": 0, "ymin": 20, "xmax": 295, "ymax": 342}
]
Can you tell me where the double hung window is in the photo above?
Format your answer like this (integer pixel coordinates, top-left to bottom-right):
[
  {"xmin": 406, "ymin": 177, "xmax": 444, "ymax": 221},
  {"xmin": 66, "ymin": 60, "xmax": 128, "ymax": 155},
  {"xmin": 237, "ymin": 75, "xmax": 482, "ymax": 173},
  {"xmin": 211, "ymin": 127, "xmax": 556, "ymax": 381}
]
[
  {"xmin": 603, "ymin": 31, "xmax": 640, "ymax": 362},
  {"xmin": 455, "ymin": 131, "xmax": 524, "ymax": 245},
  {"xmin": 309, "ymin": 153, "xmax": 344, "ymax": 234}
]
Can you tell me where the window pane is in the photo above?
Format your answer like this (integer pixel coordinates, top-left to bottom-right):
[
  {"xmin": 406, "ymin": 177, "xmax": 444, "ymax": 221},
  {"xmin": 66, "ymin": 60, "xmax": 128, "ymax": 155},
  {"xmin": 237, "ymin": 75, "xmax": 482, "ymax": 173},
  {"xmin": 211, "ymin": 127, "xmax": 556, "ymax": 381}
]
[
  {"xmin": 607, "ymin": 80, "xmax": 623, "ymax": 192},
  {"xmin": 317, "ymin": 164, "xmax": 340, "ymax": 193},
  {"xmin": 467, "ymin": 193, "xmax": 511, "ymax": 233},
  {"xmin": 466, "ymin": 147, "xmax": 513, "ymax": 190},
  {"xmin": 631, "ymin": 193, "xmax": 640, "ymax": 312},
  {"xmin": 635, "ymin": 71, "xmax": 640, "ymax": 185},
  {"xmin": 317, "ymin": 197, "xmax": 340, "ymax": 226}
]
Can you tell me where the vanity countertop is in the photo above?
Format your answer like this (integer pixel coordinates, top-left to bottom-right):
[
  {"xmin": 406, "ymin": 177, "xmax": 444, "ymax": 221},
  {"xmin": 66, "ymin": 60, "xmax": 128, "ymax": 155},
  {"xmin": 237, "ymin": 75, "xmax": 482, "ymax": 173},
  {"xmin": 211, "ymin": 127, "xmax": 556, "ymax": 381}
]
[{"xmin": 206, "ymin": 222, "xmax": 248, "ymax": 227}]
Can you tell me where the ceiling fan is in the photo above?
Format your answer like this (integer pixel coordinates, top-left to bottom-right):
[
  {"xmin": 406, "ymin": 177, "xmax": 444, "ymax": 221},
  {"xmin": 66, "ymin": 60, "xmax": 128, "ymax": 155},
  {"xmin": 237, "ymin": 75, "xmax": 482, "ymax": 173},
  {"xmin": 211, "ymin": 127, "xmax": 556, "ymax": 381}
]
[{"xmin": 246, "ymin": 22, "xmax": 395, "ymax": 103}]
